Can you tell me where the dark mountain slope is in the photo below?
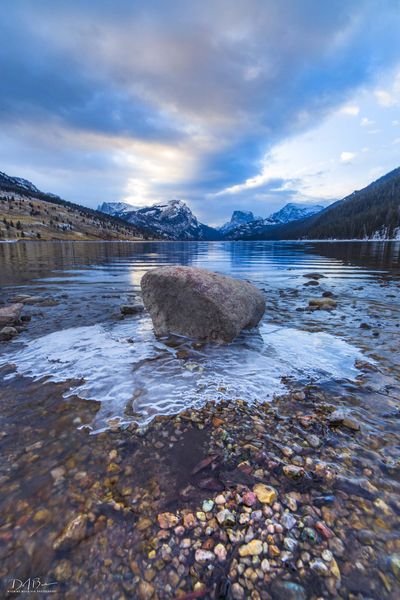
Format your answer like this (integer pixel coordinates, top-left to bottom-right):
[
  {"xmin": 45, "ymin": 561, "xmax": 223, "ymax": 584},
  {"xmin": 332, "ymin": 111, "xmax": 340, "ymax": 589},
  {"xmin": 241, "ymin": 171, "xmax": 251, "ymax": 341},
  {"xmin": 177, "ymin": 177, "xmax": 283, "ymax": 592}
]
[{"xmin": 304, "ymin": 168, "xmax": 400, "ymax": 239}]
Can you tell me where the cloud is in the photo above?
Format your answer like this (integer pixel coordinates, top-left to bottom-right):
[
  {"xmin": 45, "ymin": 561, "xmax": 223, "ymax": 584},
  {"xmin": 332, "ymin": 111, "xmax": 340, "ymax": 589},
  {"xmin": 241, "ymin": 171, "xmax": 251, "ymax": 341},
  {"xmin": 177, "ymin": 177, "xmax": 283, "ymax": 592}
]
[
  {"xmin": 340, "ymin": 151, "xmax": 356, "ymax": 162},
  {"xmin": 361, "ymin": 117, "xmax": 374, "ymax": 126},
  {"xmin": 0, "ymin": 0, "xmax": 400, "ymax": 222},
  {"xmin": 375, "ymin": 90, "xmax": 397, "ymax": 107},
  {"xmin": 340, "ymin": 105, "xmax": 360, "ymax": 116},
  {"xmin": 374, "ymin": 72, "xmax": 400, "ymax": 107}
]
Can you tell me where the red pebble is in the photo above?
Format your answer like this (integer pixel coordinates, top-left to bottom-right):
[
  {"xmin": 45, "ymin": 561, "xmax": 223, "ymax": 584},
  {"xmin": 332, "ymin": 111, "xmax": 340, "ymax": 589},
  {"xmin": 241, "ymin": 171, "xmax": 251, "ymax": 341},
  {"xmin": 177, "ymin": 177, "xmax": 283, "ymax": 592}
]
[
  {"xmin": 242, "ymin": 491, "xmax": 257, "ymax": 507},
  {"xmin": 316, "ymin": 520, "xmax": 334, "ymax": 539}
]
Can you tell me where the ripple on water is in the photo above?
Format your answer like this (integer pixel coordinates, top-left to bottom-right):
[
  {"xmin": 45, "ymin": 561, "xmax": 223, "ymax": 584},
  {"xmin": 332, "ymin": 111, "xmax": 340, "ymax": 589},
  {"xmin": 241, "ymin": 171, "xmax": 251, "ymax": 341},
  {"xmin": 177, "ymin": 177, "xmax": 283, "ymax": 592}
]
[{"xmin": 1, "ymin": 316, "xmax": 366, "ymax": 430}]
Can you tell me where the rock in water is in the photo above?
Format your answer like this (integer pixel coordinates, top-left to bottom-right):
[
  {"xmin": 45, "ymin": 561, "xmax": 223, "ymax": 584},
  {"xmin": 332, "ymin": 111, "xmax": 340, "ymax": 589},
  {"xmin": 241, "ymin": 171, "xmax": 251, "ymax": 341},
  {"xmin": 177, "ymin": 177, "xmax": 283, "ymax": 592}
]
[
  {"xmin": 52, "ymin": 514, "xmax": 87, "ymax": 550},
  {"xmin": 0, "ymin": 303, "xmax": 23, "ymax": 326},
  {"xmin": 141, "ymin": 266, "xmax": 265, "ymax": 343},
  {"xmin": 120, "ymin": 304, "xmax": 144, "ymax": 315},
  {"xmin": 0, "ymin": 326, "xmax": 19, "ymax": 341}
]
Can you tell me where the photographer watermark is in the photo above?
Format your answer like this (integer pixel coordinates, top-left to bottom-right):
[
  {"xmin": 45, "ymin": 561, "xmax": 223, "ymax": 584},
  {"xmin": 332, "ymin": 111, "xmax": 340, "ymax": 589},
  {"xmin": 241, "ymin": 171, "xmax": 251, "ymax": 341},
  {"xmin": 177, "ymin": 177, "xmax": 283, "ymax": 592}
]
[{"xmin": 7, "ymin": 578, "xmax": 58, "ymax": 594}]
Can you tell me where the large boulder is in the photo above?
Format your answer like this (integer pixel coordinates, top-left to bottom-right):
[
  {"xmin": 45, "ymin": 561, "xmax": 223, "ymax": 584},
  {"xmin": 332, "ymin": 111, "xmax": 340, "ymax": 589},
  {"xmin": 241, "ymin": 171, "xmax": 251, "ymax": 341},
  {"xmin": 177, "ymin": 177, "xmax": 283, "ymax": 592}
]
[
  {"xmin": 0, "ymin": 303, "xmax": 23, "ymax": 327},
  {"xmin": 141, "ymin": 266, "xmax": 265, "ymax": 343}
]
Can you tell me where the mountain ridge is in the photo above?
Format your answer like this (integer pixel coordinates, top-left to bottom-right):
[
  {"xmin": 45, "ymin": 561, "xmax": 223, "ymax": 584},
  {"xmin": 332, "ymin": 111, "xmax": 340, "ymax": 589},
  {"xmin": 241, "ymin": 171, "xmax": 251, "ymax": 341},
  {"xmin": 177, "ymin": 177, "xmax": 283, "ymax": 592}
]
[
  {"xmin": 238, "ymin": 167, "xmax": 400, "ymax": 241},
  {"xmin": 219, "ymin": 210, "xmax": 259, "ymax": 235},
  {"xmin": 2, "ymin": 166, "xmax": 399, "ymax": 241},
  {"xmin": 268, "ymin": 202, "xmax": 325, "ymax": 225},
  {"xmin": 222, "ymin": 203, "xmax": 325, "ymax": 239},
  {"xmin": 97, "ymin": 201, "xmax": 137, "ymax": 216},
  {"xmin": 99, "ymin": 199, "xmax": 222, "ymax": 240},
  {"xmin": 99, "ymin": 200, "xmax": 326, "ymax": 240},
  {"xmin": 0, "ymin": 172, "xmax": 149, "ymax": 241}
]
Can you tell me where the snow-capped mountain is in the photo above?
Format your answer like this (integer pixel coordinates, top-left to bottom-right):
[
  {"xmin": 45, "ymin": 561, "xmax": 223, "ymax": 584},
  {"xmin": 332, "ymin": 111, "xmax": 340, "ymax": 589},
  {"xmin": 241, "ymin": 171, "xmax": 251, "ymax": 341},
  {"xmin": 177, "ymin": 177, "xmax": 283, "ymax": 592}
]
[
  {"xmin": 222, "ymin": 203, "xmax": 325, "ymax": 239},
  {"xmin": 97, "ymin": 199, "xmax": 324, "ymax": 240},
  {"xmin": 219, "ymin": 210, "xmax": 260, "ymax": 235},
  {"xmin": 97, "ymin": 201, "xmax": 136, "ymax": 216},
  {"xmin": 0, "ymin": 171, "xmax": 41, "ymax": 194},
  {"xmin": 98, "ymin": 199, "xmax": 221, "ymax": 240},
  {"xmin": 267, "ymin": 203, "xmax": 325, "ymax": 225}
]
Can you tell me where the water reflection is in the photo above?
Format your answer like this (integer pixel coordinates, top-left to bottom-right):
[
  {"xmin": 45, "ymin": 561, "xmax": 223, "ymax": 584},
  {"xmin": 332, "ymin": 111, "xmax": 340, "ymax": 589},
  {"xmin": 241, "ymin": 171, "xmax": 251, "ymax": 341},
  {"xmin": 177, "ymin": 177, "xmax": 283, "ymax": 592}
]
[
  {"xmin": 308, "ymin": 240, "xmax": 400, "ymax": 271},
  {"xmin": 0, "ymin": 240, "xmax": 204, "ymax": 286},
  {"xmin": 1, "ymin": 240, "xmax": 400, "ymax": 289}
]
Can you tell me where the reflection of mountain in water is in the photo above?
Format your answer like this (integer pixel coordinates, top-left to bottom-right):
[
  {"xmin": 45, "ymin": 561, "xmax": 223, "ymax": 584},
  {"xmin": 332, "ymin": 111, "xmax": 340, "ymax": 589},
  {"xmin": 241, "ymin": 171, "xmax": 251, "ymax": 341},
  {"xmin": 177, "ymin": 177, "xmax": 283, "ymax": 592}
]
[
  {"xmin": 306, "ymin": 241, "xmax": 400, "ymax": 272},
  {"xmin": 0, "ymin": 240, "xmax": 204, "ymax": 286},
  {"xmin": 2, "ymin": 239, "xmax": 399, "ymax": 291}
]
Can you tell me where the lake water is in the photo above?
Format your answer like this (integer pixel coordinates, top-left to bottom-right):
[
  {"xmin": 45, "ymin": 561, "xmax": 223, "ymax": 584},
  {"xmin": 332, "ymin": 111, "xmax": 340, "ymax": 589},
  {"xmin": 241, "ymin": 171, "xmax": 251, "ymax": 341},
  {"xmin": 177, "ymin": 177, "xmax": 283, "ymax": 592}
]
[
  {"xmin": 1, "ymin": 240, "xmax": 399, "ymax": 429},
  {"xmin": 0, "ymin": 240, "xmax": 399, "ymax": 599}
]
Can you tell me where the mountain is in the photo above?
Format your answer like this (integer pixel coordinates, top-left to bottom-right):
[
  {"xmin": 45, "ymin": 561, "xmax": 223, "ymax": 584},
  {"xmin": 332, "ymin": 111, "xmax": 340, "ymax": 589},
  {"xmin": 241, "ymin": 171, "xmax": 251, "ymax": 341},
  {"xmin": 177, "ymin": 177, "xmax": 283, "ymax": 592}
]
[
  {"xmin": 219, "ymin": 210, "xmax": 259, "ymax": 235},
  {"xmin": 99, "ymin": 199, "xmax": 222, "ymax": 240},
  {"xmin": 97, "ymin": 201, "xmax": 136, "ymax": 216},
  {"xmin": 224, "ymin": 203, "xmax": 324, "ymax": 239},
  {"xmin": 0, "ymin": 171, "xmax": 149, "ymax": 241},
  {"xmin": 238, "ymin": 167, "xmax": 400, "ymax": 241},
  {"xmin": 267, "ymin": 202, "xmax": 325, "ymax": 225},
  {"xmin": 3, "ymin": 167, "xmax": 398, "ymax": 242},
  {"xmin": 302, "ymin": 168, "xmax": 400, "ymax": 240},
  {"xmin": 0, "ymin": 171, "xmax": 41, "ymax": 195}
]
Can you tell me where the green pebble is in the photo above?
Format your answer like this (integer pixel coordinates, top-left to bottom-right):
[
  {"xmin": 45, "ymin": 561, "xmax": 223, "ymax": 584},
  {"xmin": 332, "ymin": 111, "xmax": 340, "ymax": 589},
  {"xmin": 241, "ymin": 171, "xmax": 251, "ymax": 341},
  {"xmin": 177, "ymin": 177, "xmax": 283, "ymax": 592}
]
[{"xmin": 301, "ymin": 527, "xmax": 317, "ymax": 543}]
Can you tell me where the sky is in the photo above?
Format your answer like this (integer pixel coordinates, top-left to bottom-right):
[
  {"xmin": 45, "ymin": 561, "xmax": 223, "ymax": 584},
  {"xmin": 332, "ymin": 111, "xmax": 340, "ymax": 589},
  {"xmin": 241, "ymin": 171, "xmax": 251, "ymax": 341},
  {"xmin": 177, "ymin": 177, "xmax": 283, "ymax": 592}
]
[{"xmin": 0, "ymin": 0, "xmax": 399, "ymax": 226}]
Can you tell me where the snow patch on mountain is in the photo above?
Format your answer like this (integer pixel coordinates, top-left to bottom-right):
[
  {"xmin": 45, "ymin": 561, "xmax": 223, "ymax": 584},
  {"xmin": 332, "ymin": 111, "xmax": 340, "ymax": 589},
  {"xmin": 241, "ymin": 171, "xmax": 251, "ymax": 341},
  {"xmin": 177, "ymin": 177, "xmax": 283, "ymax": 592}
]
[
  {"xmin": 97, "ymin": 201, "xmax": 136, "ymax": 216},
  {"xmin": 365, "ymin": 226, "xmax": 400, "ymax": 241},
  {"xmin": 219, "ymin": 210, "xmax": 261, "ymax": 235},
  {"xmin": 267, "ymin": 203, "xmax": 325, "ymax": 225},
  {"xmin": 220, "ymin": 203, "xmax": 325, "ymax": 239}
]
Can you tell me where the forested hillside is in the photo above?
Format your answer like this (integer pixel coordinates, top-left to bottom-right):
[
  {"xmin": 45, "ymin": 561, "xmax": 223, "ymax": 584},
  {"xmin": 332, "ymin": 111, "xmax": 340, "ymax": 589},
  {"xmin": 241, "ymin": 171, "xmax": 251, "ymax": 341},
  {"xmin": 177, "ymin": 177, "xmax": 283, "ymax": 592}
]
[
  {"xmin": 305, "ymin": 168, "xmax": 400, "ymax": 239},
  {"xmin": 0, "ymin": 171, "xmax": 149, "ymax": 241},
  {"xmin": 241, "ymin": 167, "xmax": 400, "ymax": 240}
]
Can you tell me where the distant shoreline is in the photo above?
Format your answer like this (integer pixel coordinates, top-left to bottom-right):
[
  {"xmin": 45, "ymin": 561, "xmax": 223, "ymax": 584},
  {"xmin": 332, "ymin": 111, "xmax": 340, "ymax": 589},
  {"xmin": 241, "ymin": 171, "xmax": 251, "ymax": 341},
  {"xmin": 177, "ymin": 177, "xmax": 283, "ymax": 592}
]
[{"xmin": 2, "ymin": 238, "xmax": 400, "ymax": 244}]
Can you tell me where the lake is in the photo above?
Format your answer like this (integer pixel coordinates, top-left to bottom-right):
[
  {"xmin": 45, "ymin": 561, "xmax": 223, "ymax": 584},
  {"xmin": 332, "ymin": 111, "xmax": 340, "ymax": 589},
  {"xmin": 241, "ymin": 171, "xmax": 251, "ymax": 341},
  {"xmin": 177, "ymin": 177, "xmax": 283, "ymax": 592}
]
[{"xmin": 0, "ymin": 240, "xmax": 399, "ymax": 599}]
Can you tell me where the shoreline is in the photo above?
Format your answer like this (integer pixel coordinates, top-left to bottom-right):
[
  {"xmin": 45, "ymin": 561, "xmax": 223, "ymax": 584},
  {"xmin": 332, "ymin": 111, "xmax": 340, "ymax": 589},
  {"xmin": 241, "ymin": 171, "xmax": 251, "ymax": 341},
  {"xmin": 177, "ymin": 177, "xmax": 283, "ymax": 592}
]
[{"xmin": 2, "ymin": 238, "xmax": 400, "ymax": 244}]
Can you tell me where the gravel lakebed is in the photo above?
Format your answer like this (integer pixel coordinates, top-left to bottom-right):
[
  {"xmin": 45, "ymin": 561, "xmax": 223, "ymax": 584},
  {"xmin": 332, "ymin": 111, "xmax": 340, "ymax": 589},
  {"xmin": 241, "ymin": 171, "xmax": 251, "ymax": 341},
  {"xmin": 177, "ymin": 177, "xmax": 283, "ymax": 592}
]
[{"xmin": 0, "ymin": 370, "xmax": 399, "ymax": 599}]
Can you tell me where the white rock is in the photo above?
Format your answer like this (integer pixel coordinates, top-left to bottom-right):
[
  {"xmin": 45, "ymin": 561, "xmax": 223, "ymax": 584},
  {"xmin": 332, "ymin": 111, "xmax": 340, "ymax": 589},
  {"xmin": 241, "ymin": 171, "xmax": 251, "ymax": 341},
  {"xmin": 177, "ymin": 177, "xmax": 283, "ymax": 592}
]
[{"xmin": 195, "ymin": 549, "xmax": 215, "ymax": 563}]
